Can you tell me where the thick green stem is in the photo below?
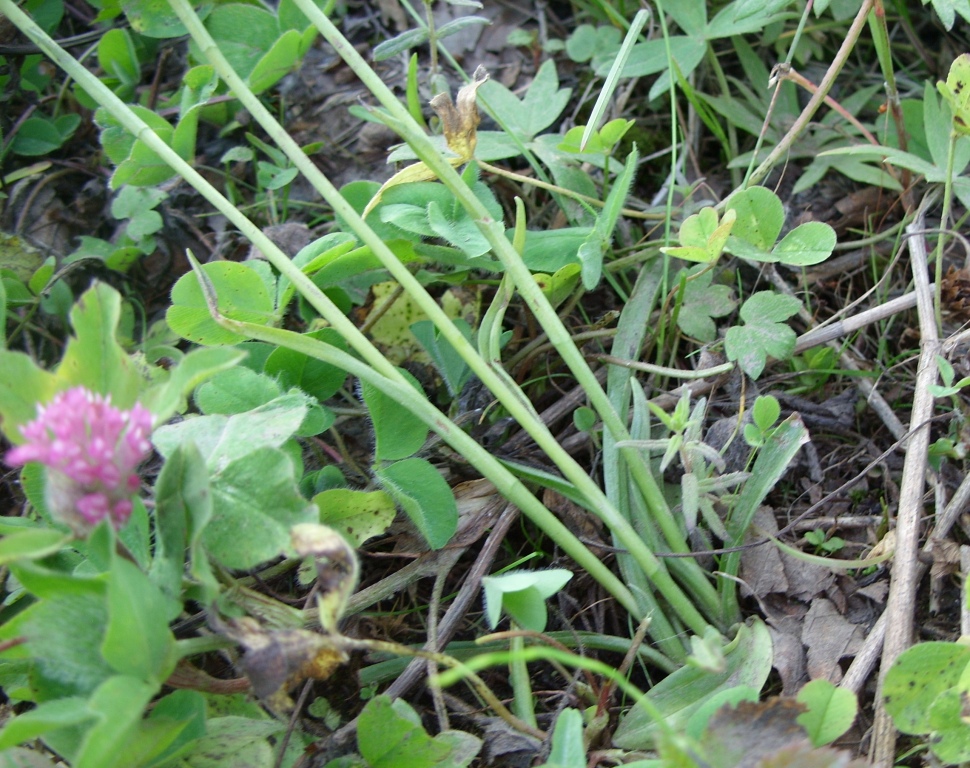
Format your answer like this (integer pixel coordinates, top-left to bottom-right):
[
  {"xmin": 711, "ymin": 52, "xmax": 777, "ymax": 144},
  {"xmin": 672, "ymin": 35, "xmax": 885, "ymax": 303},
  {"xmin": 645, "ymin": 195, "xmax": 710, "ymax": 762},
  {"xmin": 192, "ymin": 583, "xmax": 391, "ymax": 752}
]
[
  {"xmin": 287, "ymin": 0, "xmax": 721, "ymax": 629},
  {"xmin": 155, "ymin": 0, "xmax": 704, "ymax": 635}
]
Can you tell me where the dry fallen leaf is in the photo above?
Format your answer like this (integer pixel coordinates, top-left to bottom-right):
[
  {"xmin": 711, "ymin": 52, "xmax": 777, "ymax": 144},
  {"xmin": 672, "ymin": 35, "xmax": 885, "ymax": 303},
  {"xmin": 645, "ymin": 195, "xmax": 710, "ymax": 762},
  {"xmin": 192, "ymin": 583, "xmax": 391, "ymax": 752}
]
[
  {"xmin": 219, "ymin": 616, "xmax": 348, "ymax": 713},
  {"xmin": 801, "ymin": 598, "xmax": 864, "ymax": 683},
  {"xmin": 701, "ymin": 698, "xmax": 867, "ymax": 768}
]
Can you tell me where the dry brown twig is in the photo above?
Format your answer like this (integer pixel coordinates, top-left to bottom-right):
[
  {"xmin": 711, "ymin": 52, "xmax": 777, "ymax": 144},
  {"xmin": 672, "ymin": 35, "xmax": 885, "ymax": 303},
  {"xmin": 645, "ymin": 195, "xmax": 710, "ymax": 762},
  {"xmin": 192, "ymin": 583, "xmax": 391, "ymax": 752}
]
[{"xmin": 869, "ymin": 203, "xmax": 940, "ymax": 765}]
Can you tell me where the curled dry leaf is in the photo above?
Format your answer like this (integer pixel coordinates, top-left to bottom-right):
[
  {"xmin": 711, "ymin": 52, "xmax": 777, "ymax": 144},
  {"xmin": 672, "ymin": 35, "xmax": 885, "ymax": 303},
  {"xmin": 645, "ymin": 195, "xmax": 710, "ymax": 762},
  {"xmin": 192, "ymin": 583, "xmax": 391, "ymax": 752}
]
[
  {"xmin": 430, "ymin": 65, "xmax": 489, "ymax": 162},
  {"xmin": 218, "ymin": 616, "xmax": 348, "ymax": 713},
  {"xmin": 292, "ymin": 522, "xmax": 360, "ymax": 635},
  {"xmin": 206, "ymin": 524, "xmax": 361, "ymax": 712}
]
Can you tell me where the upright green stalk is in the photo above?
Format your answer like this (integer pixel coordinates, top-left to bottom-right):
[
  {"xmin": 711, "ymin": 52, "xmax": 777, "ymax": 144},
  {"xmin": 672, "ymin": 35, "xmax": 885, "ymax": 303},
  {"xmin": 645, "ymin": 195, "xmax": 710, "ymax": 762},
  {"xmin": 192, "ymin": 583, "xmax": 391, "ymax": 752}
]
[
  {"xmin": 934, "ymin": 129, "xmax": 957, "ymax": 333},
  {"xmin": 422, "ymin": 0, "xmax": 440, "ymax": 81},
  {"xmin": 0, "ymin": 0, "xmax": 671, "ymax": 647},
  {"xmin": 868, "ymin": 0, "xmax": 910, "ymax": 165},
  {"xmin": 285, "ymin": 0, "xmax": 722, "ymax": 625},
  {"xmin": 509, "ymin": 629, "xmax": 536, "ymax": 729},
  {"xmin": 0, "ymin": 0, "xmax": 723, "ymax": 645}
]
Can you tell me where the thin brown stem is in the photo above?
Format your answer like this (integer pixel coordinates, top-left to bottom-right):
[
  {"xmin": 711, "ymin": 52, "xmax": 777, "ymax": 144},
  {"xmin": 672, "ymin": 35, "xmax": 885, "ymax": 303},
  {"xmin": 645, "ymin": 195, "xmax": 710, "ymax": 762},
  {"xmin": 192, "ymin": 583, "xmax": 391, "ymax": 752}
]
[{"xmin": 748, "ymin": 0, "xmax": 874, "ymax": 188}]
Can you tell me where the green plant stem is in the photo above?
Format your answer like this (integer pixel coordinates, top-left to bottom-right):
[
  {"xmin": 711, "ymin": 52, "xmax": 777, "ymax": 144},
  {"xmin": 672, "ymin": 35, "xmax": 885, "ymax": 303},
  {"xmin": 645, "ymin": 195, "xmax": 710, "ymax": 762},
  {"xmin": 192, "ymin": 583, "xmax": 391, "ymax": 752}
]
[
  {"xmin": 159, "ymin": 0, "xmax": 714, "ymax": 641},
  {"xmin": 747, "ymin": 0, "xmax": 872, "ymax": 188},
  {"xmin": 509, "ymin": 625, "xmax": 537, "ymax": 729},
  {"xmin": 200, "ymin": 308, "xmax": 685, "ymax": 655},
  {"xmin": 287, "ymin": 0, "xmax": 722, "ymax": 630},
  {"xmin": 868, "ymin": 0, "xmax": 910, "ymax": 194},
  {"xmin": 476, "ymin": 159, "xmax": 664, "ymax": 220},
  {"xmin": 703, "ymin": 46, "xmax": 741, "ymax": 189},
  {"xmin": 433, "ymin": 645, "xmax": 681, "ymax": 745},
  {"xmin": 422, "ymin": 0, "xmax": 439, "ymax": 82},
  {"xmin": 340, "ymin": 635, "xmax": 545, "ymax": 740},
  {"xmin": 934, "ymin": 129, "xmax": 957, "ymax": 334},
  {"xmin": 596, "ymin": 355, "xmax": 735, "ymax": 379},
  {"xmin": 782, "ymin": 0, "xmax": 812, "ymax": 68},
  {"xmin": 175, "ymin": 635, "xmax": 235, "ymax": 657},
  {"xmin": 0, "ymin": 0, "xmax": 666, "ymax": 646},
  {"xmin": 649, "ymin": 0, "xmax": 676, "ymax": 364},
  {"xmin": 360, "ymin": 631, "xmax": 678, "ymax": 685}
]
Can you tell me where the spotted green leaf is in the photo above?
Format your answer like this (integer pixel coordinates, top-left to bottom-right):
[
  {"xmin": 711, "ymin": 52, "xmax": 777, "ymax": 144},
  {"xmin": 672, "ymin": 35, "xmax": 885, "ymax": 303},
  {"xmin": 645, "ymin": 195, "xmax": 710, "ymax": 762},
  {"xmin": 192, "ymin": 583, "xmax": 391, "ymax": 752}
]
[{"xmin": 938, "ymin": 53, "xmax": 970, "ymax": 136}]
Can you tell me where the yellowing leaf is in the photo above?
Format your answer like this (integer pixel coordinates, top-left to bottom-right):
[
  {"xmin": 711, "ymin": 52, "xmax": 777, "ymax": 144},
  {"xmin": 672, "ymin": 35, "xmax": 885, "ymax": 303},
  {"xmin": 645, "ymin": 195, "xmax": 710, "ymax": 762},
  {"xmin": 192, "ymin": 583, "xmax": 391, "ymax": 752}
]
[
  {"xmin": 661, "ymin": 208, "xmax": 736, "ymax": 264},
  {"xmin": 367, "ymin": 281, "xmax": 431, "ymax": 364},
  {"xmin": 430, "ymin": 65, "xmax": 489, "ymax": 162},
  {"xmin": 362, "ymin": 67, "xmax": 489, "ymax": 217},
  {"xmin": 938, "ymin": 53, "xmax": 970, "ymax": 136},
  {"xmin": 362, "ymin": 158, "xmax": 456, "ymax": 217}
]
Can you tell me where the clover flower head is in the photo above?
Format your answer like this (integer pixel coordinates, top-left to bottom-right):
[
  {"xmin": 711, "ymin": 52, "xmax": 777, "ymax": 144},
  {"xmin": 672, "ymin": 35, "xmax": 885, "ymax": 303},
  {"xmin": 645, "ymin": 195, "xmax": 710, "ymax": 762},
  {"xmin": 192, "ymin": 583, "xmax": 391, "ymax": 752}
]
[{"xmin": 5, "ymin": 387, "xmax": 153, "ymax": 533}]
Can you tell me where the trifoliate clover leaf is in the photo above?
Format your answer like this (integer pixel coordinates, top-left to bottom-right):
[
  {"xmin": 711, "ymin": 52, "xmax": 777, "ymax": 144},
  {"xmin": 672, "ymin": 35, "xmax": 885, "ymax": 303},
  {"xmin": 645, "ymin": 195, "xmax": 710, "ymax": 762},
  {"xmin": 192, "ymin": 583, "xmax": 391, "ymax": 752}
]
[{"xmin": 724, "ymin": 291, "xmax": 801, "ymax": 379}]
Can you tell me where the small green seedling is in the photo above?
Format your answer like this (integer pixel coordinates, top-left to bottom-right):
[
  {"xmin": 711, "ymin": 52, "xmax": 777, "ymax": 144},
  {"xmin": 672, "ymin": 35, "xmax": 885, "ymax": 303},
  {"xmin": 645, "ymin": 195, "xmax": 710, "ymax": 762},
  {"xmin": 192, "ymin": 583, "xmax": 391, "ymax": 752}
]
[
  {"xmin": 743, "ymin": 395, "xmax": 781, "ymax": 448},
  {"xmin": 929, "ymin": 436, "xmax": 968, "ymax": 471},
  {"xmin": 803, "ymin": 529, "xmax": 846, "ymax": 556},
  {"xmin": 930, "ymin": 355, "xmax": 970, "ymax": 398},
  {"xmin": 687, "ymin": 627, "xmax": 727, "ymax": 673},
  {"xmin": 790, "ymin": 346, "xmax": 839, "ymax": 394}
]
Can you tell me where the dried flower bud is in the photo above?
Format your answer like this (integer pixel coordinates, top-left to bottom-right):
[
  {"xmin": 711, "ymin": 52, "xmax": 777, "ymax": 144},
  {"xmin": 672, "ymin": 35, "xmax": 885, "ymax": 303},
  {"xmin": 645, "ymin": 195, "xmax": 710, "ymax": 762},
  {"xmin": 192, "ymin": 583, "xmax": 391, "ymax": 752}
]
[{"xmin": 430, "ymin": 65, "xmax": 489, "ymax": 162}]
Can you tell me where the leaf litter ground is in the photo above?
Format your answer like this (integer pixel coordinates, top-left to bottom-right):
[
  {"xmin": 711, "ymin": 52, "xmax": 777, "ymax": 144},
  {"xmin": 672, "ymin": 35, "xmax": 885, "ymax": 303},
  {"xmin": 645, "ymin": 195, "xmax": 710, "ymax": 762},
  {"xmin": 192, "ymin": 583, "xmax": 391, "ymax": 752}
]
[{"xmin": 4, "ymin": 1, "xmax": 970, "ymax": 765}]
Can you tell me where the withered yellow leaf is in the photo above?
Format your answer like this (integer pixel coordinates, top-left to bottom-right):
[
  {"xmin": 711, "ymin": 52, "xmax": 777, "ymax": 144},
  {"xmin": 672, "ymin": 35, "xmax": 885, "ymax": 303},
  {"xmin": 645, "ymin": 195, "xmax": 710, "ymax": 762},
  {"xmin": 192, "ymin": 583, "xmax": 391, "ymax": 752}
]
[
  {"xmin": 361, "ymin": 66, "xmax": 489, "ymax": 217},
  {"xmin": 430, "ymin": 65, "xmax": 489, "ymax": 161}
]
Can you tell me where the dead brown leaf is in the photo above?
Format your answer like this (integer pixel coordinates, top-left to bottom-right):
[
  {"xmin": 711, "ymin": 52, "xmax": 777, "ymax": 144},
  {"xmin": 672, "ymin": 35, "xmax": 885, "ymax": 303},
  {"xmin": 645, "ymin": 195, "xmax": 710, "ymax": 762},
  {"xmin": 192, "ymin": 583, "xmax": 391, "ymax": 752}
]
[
  {"xmin": 701, "ymin": 698, "xmax": 867, "ymax": 768},
  {"xmin": 801, "ymin": 598, "xmax": 864, "ymax": 683}
]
